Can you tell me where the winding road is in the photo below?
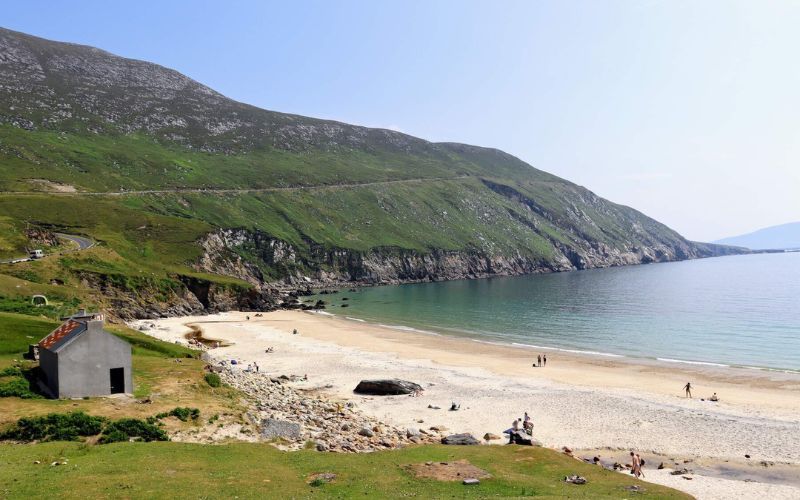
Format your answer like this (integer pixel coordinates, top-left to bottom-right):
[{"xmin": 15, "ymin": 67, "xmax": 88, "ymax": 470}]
[{"xmin": 0, "ymin": 233, "xmax": 95, "ymax": 264}]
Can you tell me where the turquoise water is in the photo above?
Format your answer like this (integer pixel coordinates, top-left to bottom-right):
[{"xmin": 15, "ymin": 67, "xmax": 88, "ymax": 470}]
[{"xmin": 319, "ymin": 252, "xmax": 800, "ymax": 371}]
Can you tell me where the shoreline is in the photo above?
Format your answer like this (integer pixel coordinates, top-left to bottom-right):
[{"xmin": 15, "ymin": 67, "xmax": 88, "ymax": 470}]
[
  {"xmin": 302, "ymin": 311, "xmax": 800, "ymax": 418},
  {"xmin": 338, "ymin": 311, "xmax": 800, "ymax": 376},
  {"xmin": 133, "ymin": 310, "xmax": 800, "ymax": 499}
]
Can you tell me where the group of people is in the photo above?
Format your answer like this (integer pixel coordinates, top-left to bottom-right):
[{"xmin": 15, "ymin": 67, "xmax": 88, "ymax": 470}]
[
  {"xmin": 533, "ymin": 354, "xmax": 548, "ymax": 367},
  {"xmin": 245, "ymin": 361, "xmax": 260, "ymax": 373},
  {"xmin": 506, "ymin": 411, "xmax": 535, "ymax": 444},
  {"xmin": 683, "ymin": 382, "xmax": 720, "ymax": 401}
]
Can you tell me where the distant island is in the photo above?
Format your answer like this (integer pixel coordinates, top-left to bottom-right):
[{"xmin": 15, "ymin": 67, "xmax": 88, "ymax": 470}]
[{"xmin": 714, "ymin": 221, "xmax": 800, "ymax": 250}]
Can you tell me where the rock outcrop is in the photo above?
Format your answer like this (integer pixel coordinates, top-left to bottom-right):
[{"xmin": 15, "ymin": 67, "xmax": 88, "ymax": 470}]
[{"xmin": 353, "ymin": 379, "xmax": 423, "ymax": 396}]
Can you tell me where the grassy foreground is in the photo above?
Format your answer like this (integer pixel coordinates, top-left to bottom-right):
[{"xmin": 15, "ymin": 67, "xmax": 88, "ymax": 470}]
[{"xmin": 0, "ymin": 441, "xmax": 689, "ymax": 499}]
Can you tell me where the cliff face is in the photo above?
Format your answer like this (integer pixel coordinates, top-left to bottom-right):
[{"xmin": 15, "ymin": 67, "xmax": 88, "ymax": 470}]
[{"xmin": 194, "ymin": 228, "xmax": 726, "ymax": 290}]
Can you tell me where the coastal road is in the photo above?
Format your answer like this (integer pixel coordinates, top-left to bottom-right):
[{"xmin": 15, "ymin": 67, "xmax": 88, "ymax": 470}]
[
  {"xmin": 0, "ymin": 233, "xmax": 95, "ymax": 264},
  {"xmin": 55, "ymin": 233, "xmax": 95, "ymax": 251},
  {"xmin": 0, "ymin": 175, "xmax": 530, "ymax": 197}
]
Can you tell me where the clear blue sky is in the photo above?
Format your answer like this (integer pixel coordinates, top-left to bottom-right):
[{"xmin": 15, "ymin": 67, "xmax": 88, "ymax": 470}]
[{"xmin": 4, "ymin": 0, "xmax": 799, "ymax": 241}]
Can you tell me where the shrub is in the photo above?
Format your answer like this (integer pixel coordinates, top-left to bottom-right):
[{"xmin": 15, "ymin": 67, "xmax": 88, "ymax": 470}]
[
  {"xmin": 204, "ymin": 372, "xmax": 221, "ymax": 388},
  {"xmin": 0, "ymin": 366, "xmax": 44, "ymax": 399},
  {"xmin": 0, "ymin": 412, "xmax": 105, "ymax": 442},
  {"xmin": 0, "ymin": 366, "xmax": 24, "ymax": 377},
  {"xmin": 169, "ymin": 407, "xmax": 200, "ymax": 422},
  {"xmin": 99, "ymin": 418, "xmax": 168, "ymax": 443}
]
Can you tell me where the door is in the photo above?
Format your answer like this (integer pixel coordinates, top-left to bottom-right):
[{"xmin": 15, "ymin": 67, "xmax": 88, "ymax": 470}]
[{"xmin": 109, "ymin": 367, "xmax": 125, "ymax": 394}]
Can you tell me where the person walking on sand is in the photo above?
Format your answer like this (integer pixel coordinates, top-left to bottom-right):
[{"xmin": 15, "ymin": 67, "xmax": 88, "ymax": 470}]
[
  {"xmin": 630, "ymin": 451, "xmax": 644, "ymax": 478},
  {"xmin": 683, "ymin": 382, "xmax": 692, "ymax": 398}
]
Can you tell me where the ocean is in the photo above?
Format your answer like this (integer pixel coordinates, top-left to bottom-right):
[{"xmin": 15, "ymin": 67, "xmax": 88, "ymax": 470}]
[{"xmin": 317, "ymin": 252, "xmax": 800, "ymax": 372}]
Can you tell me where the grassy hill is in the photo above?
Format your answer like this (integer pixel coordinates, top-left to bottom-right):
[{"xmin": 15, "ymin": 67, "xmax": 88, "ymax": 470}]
[{"xmin": 0, "ymin": 26, "xmax": 741, "ymax": 317}]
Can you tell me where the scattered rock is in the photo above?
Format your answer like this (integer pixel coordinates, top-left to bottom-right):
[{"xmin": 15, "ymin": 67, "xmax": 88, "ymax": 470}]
[
  {"xmin": 483, "ymin": 433, "xmax": 502, "ymax": 441},
  {"xmin": 430, "ymin": 425, "xmax": 447, "ymax": 432},
  {"xmin": 358, "ymin": 427, "xmax": 374, "ymax": 437},
  {"xmin": 441, "ymin": 433, "xmax": 479, "ymax": 445},
  {"xmin": 463, "ymin": 478, "xmax": 480, "ymax": 485},
  {"xmin": 406, "ymin": 428, "xmax": 420, "ymax": 438},
  {"xmin": 354, "ymin": 379, "xmax": 423, "ymax": 395},
  {"xmin": 564, "ymin": 475, "xmax": 587, "ymax": 485},
  {"xmin": 307, "ymin": 472, "xmax": 336, "ymax": 485},
  {"xmin": 658, "ymin": 462, "xmax": 665, "ymax": 470},
  {"xmin": 683, "ymin": 476, "xmax": 693, "ymax": 480},
  {"xmin": 670, "ymin": 468, "xmax": 690, "ymax": 475}
]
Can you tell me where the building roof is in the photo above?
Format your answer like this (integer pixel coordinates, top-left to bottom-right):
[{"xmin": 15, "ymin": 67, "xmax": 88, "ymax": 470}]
[{"xmin": 38, "ymin": 319, "xmax": 87, "ymax": 351}]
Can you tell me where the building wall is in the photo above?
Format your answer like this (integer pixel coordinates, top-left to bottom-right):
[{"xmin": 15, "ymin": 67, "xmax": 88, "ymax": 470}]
[
  {"xmin": 55, "ymin": 326, "xmax": 133, "ymax": 398},
  {"xmin": 38, "ymin": 348, "xmax": 59, "ymax": 397}
]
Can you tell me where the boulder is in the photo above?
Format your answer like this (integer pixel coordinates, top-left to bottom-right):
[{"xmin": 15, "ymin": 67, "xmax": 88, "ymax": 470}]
[
  {"xmin": 260, "ymin": 418, "xmax": 301, "ymax": 440},
  {"xmin": 483, "ymin": 433, "xmax": 502, "ymax": 441},
  {"xmin": 354, "ymin": 379, "xmax": 423, "ymax": 395},
  {"xmin": 441, "ymin": 433, "xmax": 480, "ymax": 445},
  {"xmin": 358, "ymin": 427, "xmax": 374, "ymax": 437}
]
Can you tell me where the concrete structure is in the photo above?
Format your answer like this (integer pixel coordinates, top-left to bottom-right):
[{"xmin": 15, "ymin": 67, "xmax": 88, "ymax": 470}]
[
  {"xmin": 31, "ymin": 294, "xmax": 48, "ymax": 306},
  {"xmin": 38, "ymin": 310, "xmax": 133, "ymax": 398}
]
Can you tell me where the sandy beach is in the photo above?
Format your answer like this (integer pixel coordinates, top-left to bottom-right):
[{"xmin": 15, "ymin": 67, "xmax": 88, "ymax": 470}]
[{"xmin": 133, "ymin": 310, "xmax": 800, "ymax": 499}]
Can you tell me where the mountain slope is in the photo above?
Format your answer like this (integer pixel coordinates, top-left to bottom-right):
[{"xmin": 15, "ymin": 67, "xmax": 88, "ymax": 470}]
[
  {"xmin": 0, "ymin": 27, "xmax": 740, "ymax": 317},
  {"xmin": 714, "ymin": 222, "xmax": 800, "ymax": 250}
]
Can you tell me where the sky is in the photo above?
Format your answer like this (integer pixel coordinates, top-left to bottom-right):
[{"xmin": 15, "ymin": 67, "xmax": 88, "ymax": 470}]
[{"xmin": 4, "ymin": 0, "xmax": 799, "ymax": 241}]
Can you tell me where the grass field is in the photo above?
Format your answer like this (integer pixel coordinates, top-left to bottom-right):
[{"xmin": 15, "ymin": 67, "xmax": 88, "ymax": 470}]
[
  {"xmin": 0, "ymin": 441, "xmax": 689, "ymax": 499},
  {"xmin": 0, "ymin": 312, "xmax": 245, "ymax": 426}
]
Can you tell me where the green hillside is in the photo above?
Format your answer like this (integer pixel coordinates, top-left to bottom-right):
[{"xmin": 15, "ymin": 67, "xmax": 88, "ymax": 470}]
[{"xmin": 0, "ymin": 27, "xmax": 740, "ymax": 317}]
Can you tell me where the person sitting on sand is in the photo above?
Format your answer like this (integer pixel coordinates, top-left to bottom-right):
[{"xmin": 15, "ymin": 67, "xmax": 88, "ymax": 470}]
[
  {"xmin": 449, "ymin": 402, "xmax": 460, "ymax": 411},
  {"xmin": 523, "ymin": 412, "xmax": 533, "ymax": 433},
  {"xmin": 293, "ymin": 329, "xmax": 298, "ymax": 335},
  {"xmin": 709, "ymin": 392, "xmax": 719, "ymax": 402},
  {"xmin": 683, "ymin": 382, "xmax": 693, "ymax": 398}
]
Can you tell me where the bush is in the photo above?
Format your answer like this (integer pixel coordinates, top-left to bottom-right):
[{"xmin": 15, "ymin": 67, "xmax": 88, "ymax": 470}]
[
  {"xmin": 0, "ymin": 366, "xmax": 24, "ymax": 377},
  {"xmin": 170, "ymin": 407, "xmax": 200, "ymax": 422},
  {"xmin": 1, "ymin": 412, "xmax": 105, "ymax": 442},
  {"xmin": 0, "ymin": 377, "xmax": 41, "ymax": 398},
  {"xmin": 0, "ymin": 366, "xmax": 44, "ymax": 399},
  {"xmin": 153, "ymin": 407, "xmax": 200, "ymax": 422},
  {"xmin": 99, "ymin": 418, "xmax": 168, "ymax": 443},
  {"xmin": 204, "ymin": 372, "xmax": 221, "ymax": 388}
]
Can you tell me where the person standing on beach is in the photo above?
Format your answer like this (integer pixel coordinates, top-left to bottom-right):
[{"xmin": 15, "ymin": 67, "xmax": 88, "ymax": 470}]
[
  {"xmin": 683, "ymin": 382, "xmax": 692, "ymax": 398},
  {"xmin": 537, "ymin": 354, "xmax": 542, "ymax": 367},
  {"xmin": 630, "ymin": 451, "xmax": 643, "ymax": 478},
  {"xmin": 543, "ymin": 354, "xmax": 547, "ymax": 367}
]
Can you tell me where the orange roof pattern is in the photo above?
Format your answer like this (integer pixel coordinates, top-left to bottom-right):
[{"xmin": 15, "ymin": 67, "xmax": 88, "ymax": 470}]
[{"xmin": 39, "ymin": 320, "xmax": 83, "ymax": 350}]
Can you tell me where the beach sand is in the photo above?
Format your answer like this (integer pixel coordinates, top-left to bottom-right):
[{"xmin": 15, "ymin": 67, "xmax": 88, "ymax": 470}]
[{"xmin": 133, "ymin": 310, "xmax": 800, "ymax": 500}]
